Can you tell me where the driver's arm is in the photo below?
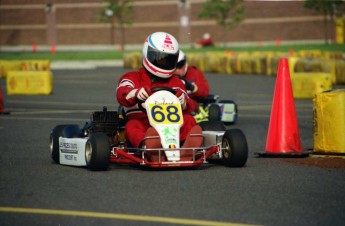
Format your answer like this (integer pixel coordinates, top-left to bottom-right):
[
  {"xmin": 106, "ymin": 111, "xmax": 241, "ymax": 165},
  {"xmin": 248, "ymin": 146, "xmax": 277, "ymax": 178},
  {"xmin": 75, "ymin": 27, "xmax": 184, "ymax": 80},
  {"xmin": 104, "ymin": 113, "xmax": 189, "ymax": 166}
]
[
  {"xmin": 116, "ymin": 73, "xmax": 150, "ymax": 107},
  {"xmin": 172, "ymin": 77, "xmax": 198, "ymax": 114},
  {"xmin": 189, "ymin": 67, "xmax": 209, "ymax": 98}
]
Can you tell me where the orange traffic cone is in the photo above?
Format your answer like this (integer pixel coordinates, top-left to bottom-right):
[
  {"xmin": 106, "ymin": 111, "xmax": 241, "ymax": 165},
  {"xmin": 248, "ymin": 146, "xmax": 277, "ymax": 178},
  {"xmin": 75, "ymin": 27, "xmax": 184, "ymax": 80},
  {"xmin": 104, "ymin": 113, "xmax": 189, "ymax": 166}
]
[
  {"xmin": 32, "ymin": 42, "xmax": 37, "ymax": 52},
  {"xmin": 50, "ymin": 45, "xmax": 56, "ymax": 54},
  {"xmin": 256, "ymin": 58, "xmax": 310, "ymax": 157}
]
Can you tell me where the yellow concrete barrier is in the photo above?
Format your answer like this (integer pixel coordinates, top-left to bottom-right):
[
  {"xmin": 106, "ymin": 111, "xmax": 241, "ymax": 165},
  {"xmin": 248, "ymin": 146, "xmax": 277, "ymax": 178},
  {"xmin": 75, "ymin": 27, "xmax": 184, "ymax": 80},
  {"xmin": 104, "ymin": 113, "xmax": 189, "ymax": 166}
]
[
  {"xmin": 335, "ymin": 60, "xmax": 345, "ymax": 84},
  {"xmin": 251, "ymin": 53, "xmax": 268, "ymax": 75},
  {"xmin": 335, "ymin": 17, "xmax": 344, "ymax": 44},
  {"xmin": 122, "ymin": 51, "xmax": 344, "ymax": 85},
  {"xmin": 237, "ymin": 53, "xmax": 252, "ymax": 74},
  {"xmin": 0, "ymin": 60, "xmax": 51, "ymax": 78},
  {"xmin": 229, "ymin": 55, "xmax": 240, "ymax": 74},
  {"xmin": 6, "ymin": 71, "xmax": 53, "ymax": 95},
  {"xmin": 313, "ymin": 90, "xmax": 345, "ymax": 153},
  {"xmin": 21, "ymin": 60, "xmax": 50, "ymax": 71},
  {"xmin": 204, "ymin": 52, "xmax": 222, "ymax": 73},
  {"xmin": 123, "ymin": 52, "xmax": 142, "ymax": 69},
  {"xmin": 0, "ymin": 60, "xmax": 22, "ymax": 78},
  {"xmin": 265, "ymin": 52, "xmax": 276, "ymax": 76},
  {"xmin": 188, "ymin": 53, "xmax": 206, "ymax": 72},
  {"xmin": 291, "ymin": 72, "xmax": 332, "ymax": 99},
  {"xmin": 269, "ymin": 56, "xmax": 281, "ymax": 77}
]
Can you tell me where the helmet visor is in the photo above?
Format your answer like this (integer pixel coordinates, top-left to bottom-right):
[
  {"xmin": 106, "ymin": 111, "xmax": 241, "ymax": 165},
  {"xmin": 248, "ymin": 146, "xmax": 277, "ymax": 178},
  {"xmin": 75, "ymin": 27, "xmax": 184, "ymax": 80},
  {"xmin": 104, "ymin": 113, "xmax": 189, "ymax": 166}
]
[
  {"xmin": 147, "ymin": 46, "xmax": 179, "ymax": 70},
  {"xmin": 176, "ymin": 59, "xmax": 186, "ymax": 69}
]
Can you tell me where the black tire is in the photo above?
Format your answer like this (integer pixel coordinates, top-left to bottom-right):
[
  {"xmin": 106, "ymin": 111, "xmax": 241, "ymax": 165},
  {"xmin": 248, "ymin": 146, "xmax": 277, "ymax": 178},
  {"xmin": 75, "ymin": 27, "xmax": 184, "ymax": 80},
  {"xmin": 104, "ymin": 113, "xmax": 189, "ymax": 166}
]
[
  {"xmin": 199, "ymin": 121, "xmax": 226, "ymax": 131},
  {"xmin": 50, "ymin": 125, "xmax": 73, "ymax": 164},
  {"xmin": 218, "ymin": 100, "xmax": 238, "ymax": 125},
  {"xmin": 221, "ymin": 129, "xmax": 248, "ymax": 167},
  {"xmin": 85, "ymin": 132, "xmax": 110, "ymax": 171},
  {"xmin": 208, "ymin": 104, "xmax": 221, "ymax": 121},
  {"xmin": 63, "ymin": 125, "xmax": 82, "ymax": 138}
]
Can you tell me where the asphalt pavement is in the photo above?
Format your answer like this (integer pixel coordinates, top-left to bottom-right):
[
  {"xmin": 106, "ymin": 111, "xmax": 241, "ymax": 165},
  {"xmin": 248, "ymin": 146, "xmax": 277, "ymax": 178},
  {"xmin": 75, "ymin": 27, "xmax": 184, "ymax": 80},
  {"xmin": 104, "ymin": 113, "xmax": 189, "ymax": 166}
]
[{"xmin": 0, "ymin": 66, "xmax": 344, "ymax": 226}]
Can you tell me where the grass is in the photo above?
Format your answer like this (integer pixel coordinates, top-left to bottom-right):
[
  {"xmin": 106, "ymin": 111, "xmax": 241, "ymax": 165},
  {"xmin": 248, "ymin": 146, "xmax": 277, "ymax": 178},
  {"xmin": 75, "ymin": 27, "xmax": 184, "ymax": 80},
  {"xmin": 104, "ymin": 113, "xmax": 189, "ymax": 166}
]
[
  {"xmin": 0, "ymin": 51, "xmax": 122, "ymax": 61},
  {"xmin": 0, "ymin": 43, "xmax": 344, "ymax": 61},
  {"xmin": 185, "ymin": 43, "xmax": 345, "ymax": 53}
]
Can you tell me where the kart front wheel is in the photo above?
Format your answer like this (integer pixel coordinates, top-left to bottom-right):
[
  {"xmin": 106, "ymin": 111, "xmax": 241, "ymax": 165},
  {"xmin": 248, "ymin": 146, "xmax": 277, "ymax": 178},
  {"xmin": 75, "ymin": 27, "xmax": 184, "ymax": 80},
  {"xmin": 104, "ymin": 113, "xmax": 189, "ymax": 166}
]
[
  {"xmin": 50, "ymin": 124, "xmax": 77, "ymax": 164},
  {"xmin": 85, "ymin": 132, "xmax": 110, "ymax": 171},
  {"xmin": 63, "ymin": 124, "xmax": 82, "ymax": 138},
  {"xmin": 221, "ymin": 129, "xmax": 248, "ymax": 167}
]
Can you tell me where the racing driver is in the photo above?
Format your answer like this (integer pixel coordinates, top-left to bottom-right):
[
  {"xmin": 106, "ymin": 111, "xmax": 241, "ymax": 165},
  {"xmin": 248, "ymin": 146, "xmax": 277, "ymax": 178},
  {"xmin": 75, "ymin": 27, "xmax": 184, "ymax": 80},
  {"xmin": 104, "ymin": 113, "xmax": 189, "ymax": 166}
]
[
  {"xmin": 116, "ymin": 32, "xmax": 200, "ymax": 148},
  {"xmin": 174, "ymin": 50, "xmax": 210, "ymax": 113}
]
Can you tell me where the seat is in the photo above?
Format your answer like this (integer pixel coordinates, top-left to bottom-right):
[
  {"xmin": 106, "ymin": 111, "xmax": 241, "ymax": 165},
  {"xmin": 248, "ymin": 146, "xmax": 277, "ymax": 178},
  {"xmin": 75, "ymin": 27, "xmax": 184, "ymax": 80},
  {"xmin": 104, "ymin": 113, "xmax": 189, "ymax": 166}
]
[
  {"xmin": 181, "ymin": 125, "xmax": 203, "ymax": 161},
  {"xmin": 143, "ymin": 127, "xmax": 165, "ymax": 162}
]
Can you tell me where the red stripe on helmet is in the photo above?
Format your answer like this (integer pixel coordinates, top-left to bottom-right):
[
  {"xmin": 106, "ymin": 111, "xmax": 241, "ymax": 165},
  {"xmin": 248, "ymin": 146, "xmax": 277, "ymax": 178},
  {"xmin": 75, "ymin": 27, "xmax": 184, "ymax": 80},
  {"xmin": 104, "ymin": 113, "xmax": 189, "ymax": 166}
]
[{"xmin": 144, "ymin": 57, "xmax": 172, "ymax": 75}]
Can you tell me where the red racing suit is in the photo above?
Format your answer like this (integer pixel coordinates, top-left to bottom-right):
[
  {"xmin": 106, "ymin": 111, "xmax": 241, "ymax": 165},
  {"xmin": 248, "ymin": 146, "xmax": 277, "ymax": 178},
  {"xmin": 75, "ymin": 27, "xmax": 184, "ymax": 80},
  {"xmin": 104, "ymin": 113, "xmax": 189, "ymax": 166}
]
[
  {"xmin": 116, "ymin": 68, "xmax": 198, "ymax": 148},
  {"xmin": 183, "ymin": 66, "xmax": 210, "ymax": 113}
]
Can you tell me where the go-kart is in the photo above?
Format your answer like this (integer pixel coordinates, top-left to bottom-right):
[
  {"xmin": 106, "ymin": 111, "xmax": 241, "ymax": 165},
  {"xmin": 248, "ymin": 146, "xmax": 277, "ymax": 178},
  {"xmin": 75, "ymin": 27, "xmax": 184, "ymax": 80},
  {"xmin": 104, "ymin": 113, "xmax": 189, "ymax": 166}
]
[
  {"xmin": 193, "ymin": 95, "xmax": 238, "ymax": 125},
  {"xmin": 49, "ymin": 87, "xmax": 248, "ymax": 170}
]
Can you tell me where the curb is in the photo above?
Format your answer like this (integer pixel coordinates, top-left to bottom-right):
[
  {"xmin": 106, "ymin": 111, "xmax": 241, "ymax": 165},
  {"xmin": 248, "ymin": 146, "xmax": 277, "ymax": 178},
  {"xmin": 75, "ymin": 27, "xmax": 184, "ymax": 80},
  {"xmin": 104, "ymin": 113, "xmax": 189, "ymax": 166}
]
[{"xmin": 51, "ymin": 60, "xmax": 123, "ymax": 70}]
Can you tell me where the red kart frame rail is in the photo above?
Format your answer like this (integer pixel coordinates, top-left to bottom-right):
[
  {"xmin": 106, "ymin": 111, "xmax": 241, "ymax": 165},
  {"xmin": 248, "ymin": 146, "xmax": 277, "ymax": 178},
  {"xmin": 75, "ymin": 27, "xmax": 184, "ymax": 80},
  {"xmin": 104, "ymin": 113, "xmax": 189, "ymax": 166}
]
[{"xmin": 110, "ymin": 146, "xmax": 220, "ymax": 168}]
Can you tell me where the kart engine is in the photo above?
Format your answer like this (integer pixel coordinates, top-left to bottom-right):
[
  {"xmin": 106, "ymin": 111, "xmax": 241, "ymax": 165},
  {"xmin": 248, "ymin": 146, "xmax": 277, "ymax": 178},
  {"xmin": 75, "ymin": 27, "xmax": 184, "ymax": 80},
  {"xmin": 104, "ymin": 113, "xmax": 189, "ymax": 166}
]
[{"xmin": 88, "ymin": 106, "xmax": 118, "ymax": 137}]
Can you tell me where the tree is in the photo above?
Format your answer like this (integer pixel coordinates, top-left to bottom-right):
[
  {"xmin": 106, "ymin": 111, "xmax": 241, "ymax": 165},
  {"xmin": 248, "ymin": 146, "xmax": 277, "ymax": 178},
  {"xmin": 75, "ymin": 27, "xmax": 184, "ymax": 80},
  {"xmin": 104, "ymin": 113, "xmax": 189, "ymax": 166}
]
[
  {"xmin": 198, "ymin": 0, "xmax": 245, "ymax": 48},
  {"xmin": 304, "ymin": 0, "xmax": 344, "ymax": 45},
  {"xmin": 100, "ymin": 0, "xmax": 133, "ymax": 51}
]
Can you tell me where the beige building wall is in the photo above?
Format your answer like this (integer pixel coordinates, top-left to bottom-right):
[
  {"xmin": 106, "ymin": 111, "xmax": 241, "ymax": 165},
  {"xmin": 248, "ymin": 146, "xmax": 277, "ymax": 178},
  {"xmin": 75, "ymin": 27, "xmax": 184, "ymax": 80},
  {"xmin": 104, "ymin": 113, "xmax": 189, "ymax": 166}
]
[{"xmin": 0, "ymin": 0, "xmax": 331, "ymax": 47}]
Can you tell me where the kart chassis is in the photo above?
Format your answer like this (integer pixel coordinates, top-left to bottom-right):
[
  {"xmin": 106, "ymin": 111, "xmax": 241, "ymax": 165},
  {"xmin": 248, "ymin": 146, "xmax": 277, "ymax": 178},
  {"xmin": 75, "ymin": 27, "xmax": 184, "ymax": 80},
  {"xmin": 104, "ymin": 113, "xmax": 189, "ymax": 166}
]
[{"xmin": 50, "ymin": 89, "xmax": 248, "ymax": 170}]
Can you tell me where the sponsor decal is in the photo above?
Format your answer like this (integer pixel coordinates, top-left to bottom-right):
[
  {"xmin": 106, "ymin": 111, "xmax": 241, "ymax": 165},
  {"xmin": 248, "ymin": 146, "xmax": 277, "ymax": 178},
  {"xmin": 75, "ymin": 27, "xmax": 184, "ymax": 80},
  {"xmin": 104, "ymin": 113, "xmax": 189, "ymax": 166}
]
[
  {"xmin": 165, "ymin": 137, "xmax": 177, "ymax": 144},
  {"xmin": 60, "ymin": 142, "xmax": 78, "ymax": 154},
  {"xmin": 169, "ymin": 144, "xmax": 176, "ymax": 149},
  {"xmin": 154, "ymin": 98, "xmax": 174, "ymax": 105},
  {"xmin": 163, "ymin": 127, "xmax": 177, "ymax": 137},
  {"xmin": 64, "ymin": 154, "xmax": 78, "ymax": 161},
  {"xmin": 164, "ymin": 127, "xmax": 178, "ymax": 145},
  {"xmin": 59, "ymin": 137, "xmax": 87, "ymax": 166},
  {"xmin": 162, "ymin": 34, "xmax": 175, "ymax": 51}
]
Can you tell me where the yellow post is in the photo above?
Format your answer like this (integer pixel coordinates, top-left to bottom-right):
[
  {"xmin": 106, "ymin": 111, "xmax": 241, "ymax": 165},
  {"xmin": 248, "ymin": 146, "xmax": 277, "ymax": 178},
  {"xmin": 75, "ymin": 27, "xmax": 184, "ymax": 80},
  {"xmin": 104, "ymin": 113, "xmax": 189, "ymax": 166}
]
[{"xmin": 335, "ymin": 17, "xmax": 344, "ymax": 44}]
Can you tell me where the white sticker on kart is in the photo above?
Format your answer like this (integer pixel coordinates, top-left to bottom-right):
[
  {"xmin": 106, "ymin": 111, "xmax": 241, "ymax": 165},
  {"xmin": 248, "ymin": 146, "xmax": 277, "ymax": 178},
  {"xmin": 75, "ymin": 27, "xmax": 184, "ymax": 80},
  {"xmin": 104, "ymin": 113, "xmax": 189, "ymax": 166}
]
[
  {"xmin": 59, "ymin": 137, "xmax": 87, "ymax": 166},
  {"xmin": 219, "ymin": 103, "xmax": 236, "ymax": 122},
  {"xmin": 148, "ymin": 103, "xmax": 183, "ymax": 125},
  {"xmin": 145, "ymin": 91, "xmax": 183, "ymax": 160}
]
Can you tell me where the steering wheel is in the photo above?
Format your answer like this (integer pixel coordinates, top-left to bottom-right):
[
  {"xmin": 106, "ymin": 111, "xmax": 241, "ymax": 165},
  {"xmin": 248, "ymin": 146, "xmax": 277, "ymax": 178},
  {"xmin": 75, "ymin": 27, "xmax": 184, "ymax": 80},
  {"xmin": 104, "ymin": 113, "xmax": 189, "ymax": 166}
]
[
  {"xmin": 137, "ymin": 86, "xmax": 177, "ymax": 112},
  {"xmin": 151, "ymin": 86, "xmax": 176, "ymax": 94}
]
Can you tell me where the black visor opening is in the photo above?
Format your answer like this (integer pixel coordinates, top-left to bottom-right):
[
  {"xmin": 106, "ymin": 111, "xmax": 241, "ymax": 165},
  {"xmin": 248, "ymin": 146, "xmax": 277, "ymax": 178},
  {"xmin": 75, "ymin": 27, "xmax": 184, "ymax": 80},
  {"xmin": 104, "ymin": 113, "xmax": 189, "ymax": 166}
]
[
  {"xmin": 176, "ymin": 59, "xmax": 186, "ymax": 69},
  {"xmin": 147, "ymin": 46, "xmax": 179, "ymax": 70}
]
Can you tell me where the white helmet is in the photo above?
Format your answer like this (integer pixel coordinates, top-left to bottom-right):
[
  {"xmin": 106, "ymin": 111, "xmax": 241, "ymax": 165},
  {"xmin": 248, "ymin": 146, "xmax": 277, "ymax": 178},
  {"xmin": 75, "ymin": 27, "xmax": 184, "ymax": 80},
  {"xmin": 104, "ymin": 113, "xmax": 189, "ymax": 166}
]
[
  {"xmin": 175, "ymin": 50, "xmax": 188, "ymax": 76},
  {"xmin": 142, "ymin": 32, "xmax": 179, "ymax": 78},
  {"xmin": 177, "ymin": 50, "xmax": 187, "ymax": 68}
]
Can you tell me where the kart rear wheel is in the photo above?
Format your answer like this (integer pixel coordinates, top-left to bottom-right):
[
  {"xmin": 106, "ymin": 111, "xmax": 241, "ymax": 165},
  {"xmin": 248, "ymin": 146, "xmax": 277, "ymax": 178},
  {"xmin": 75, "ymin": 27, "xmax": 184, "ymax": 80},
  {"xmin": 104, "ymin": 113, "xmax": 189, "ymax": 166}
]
[
  {"xmin": 208, "ymin": 104, "xmax": 221, "ymax": 121},
  {"xmin": 221, "ymin": 129, "xmax": 248, "ymax": 167},
  {"xmin": 199, "ymin": 121, "xmax": 226, "ymax": 131},
  {"xmin": 85, "ymin": 132, "xmax": 110, "ymax": 171},
  {"xmin": 50, "ymin": 124, "xmax": 77, "ymax": 164}
]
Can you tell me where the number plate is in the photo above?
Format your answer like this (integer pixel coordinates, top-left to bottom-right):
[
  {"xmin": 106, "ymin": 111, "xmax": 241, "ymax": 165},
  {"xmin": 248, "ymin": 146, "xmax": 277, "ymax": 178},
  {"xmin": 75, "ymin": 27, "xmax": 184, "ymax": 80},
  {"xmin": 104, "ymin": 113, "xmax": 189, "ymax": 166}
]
[{"xmin": 148, "ymin": 103, "xmax": 183, "ymax": 125}]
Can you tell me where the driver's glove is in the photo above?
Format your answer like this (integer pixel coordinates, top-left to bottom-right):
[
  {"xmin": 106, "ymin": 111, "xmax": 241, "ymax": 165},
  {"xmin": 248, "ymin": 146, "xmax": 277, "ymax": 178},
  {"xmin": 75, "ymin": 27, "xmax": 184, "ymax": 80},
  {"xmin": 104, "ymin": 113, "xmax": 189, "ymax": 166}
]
[
  {"xmin": 126, "ymin": 86, "xmax": 151, "ymax": 105},
  {"xmin": 135, "ymin": 87, "xmax": 150, "ymax": 101},
  {"xmin": 176, "ymin": 89, "xmax": 187, "ymax": 110},
  {"xmin": 178, "ymin": 76, "xmax": 195, "ymax": 93},
  {"xmin": 189, "ymin": 82, "xmax": 198, "ymax": 94},
  {"xmin": 185, "ymin": 81, "xmax": 195, "ymax": 93}
]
